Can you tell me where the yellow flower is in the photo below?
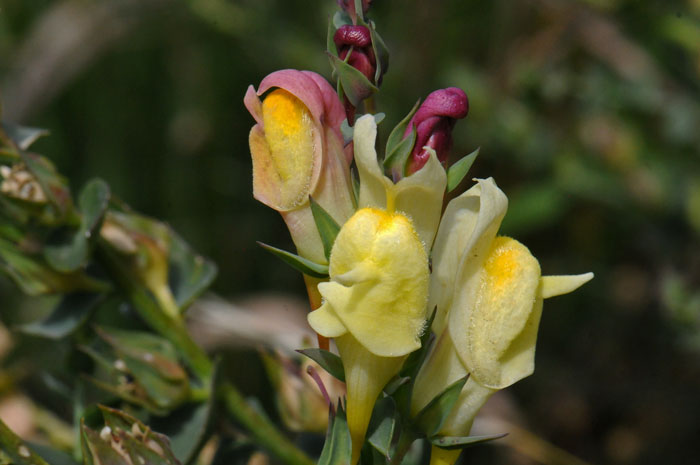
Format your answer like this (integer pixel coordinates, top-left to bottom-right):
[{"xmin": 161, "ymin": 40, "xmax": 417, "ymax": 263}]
[
  {"xmin": 308, "ymin": 206, "xmax": 429, "ymax": 465},
  {"xmin": 410, "ymin": 178, "xmax": 593, "ymax": 465}
]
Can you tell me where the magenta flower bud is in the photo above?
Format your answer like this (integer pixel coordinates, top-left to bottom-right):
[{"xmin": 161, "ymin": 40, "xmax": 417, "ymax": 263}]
[
  {"xmin": 404, "ymin": 87, "xmax": 469, "ymax": 174},
  {"xmin": 334, "ymin": 25, "xmax": 377, "ymax": 84}
]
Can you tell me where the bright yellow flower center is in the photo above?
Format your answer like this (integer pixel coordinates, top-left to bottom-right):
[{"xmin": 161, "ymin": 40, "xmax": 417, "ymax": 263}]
[
  {"xmin": 483, "ymin": 236, "xmax": 527, "ymax": 295},
  {"xmin": 261, "ymin": 89, "xmax": 316, "ymax": 207}
]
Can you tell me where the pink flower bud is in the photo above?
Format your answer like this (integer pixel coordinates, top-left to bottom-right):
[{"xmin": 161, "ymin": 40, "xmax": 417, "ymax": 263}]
[
  {"xmin": 334, "ymin": 25, "xmax": 377, "ymax": 84},
  {"xmin": 404, "ymin": 87, "xmax": 469, "ymax": 174}
]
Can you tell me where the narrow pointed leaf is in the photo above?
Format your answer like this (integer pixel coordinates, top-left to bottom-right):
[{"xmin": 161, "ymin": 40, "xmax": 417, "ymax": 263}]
[
  {"xmin": 1, "ymin": 122, "xmax": 49, "ymax": 151},
  {"xmin": 446, "ymin": 148, "xmax": 480, "ymax": 193},
  {"xmin": 341, "ymin": 118, "xmax": 354, "ymax": 146},
  {"xmin": 169, "ymin": 232, "xmax": 217, "ymax": 310},
  {"xmin": 329, "ymin": 53, "xmax": 379, "ymax": 107},
  {"xmin": 414, "ymin": 376, "xmax": 469, "ymax": 437},
  {"xmin": 367, "ymin": 21, "xmax": 389, "ymax": 84},
  {"xmin": 384, "ymin": 100, "xmax": 420, "ymax": 165},
  {"xmin": 43, "ymin": 227, "xmax": 88, "ymax": 272},
  {"xmin": 367, "ymin": 396, "xmax": 397, "ymax": 456},
  {"xmin": 310, "ymin": 196, "xmax": 341, "ymax": 261},
  {"xmin": 297, "ymin": 348, "xmax": 345, "ymax": 381},
  {"xmin": 429, "ymin": 433, "xmax": 508, "ymax": 450},
  {"xmin": 318, "ymin": 406, "xmax": 352, "ymax": 465},
  {"xmin": 79, "ymin": 178, "xmax": 110, "ymax": 233},
  {"xmin": 257, "ymin": 242, "xmax": 329, "ymax": 278},
  {"xmin": 327, "ymin": 16, "xmax": 338, "ymax": 56}
]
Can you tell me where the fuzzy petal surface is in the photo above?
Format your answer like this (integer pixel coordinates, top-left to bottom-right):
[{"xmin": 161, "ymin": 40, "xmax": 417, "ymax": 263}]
[
  {"xmin": 450, "ymin": 236, "xmax": 541, "ymax": 389},
  {"xmin": 308, "ymin": 207, "xmax": 429, "ymax": 357},
  {"xmin": 432, "ymin": 178, "xmax": 507, "ymax": 333}
]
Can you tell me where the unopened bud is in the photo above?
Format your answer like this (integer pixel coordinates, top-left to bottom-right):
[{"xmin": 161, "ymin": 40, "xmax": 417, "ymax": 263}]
[
  {"xmin": 404, "ymin": 88, "xmax": 469, "ymax": 174},
  {"xmin": 334, "ymin": 26, "xmax": 376, "ymax": 84}
]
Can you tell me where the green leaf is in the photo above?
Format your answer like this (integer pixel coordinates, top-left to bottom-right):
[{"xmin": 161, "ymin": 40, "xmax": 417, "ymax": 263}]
[
  {"xmin": 297, "ymin": 348, "xmax": 345, "ymax": 382},
  {"xmin": 20, "ymin": 152, "xmax": 72, "ymax": 219},
  {"xmin": 446, "ymin": 148, "xmax": 480, "ymax": 193},
  {"xmin": 0, "ymin": 418, "xmax": 50, "ymax": 464},
  {"xmin": 318, "ymin": 406, "xmax": 352, "ymax": 465},
  {"xmin": 43, "ymin": 178, "xmax": 110, "ymax": 272},
  {"xmin": 169, "ymin": 232, "xmax": 217, "ymax": 311},
  {"xmin": 414, "ymin": 376, "xmax": 468, "ymax": 437},
  {"xmin": 1, "ymin": 122, "xmax": 49, "ymax": 151},
  {"xmin": 79, "ymin": 178, "xmax": 110, "ymax": 233},
  {"xmin": 329, "ymin": 53, "xmax": 378, "ymax": 107},
  {"xmin": 384, "ymin": 100, "xmax": 420, "ymax": 163},
  {"xmin": 429, "ymin": 433, "xmax": 507, "ymax": 450},
  {"xmin": 327, "ymin": 16, "xmax": 339, "ymax": 57},
  {"xmin": 88, "ymin": 406, "xmax": 182, "ymax": 465},
  {"xmin": 332, "ymin": 10, "xmax": 353, "ymax": 29},
  {"xmin": 367, "ymin": 396, "xmax": 397, "ymax": 456},
  {"xmin": 43, "ymin": 226, "xmax": 88, "ymax": 273},
  {"xmin": 97, "ymin": 327, "xmax": 190, "ymax": 411},
  {"xmin": 309, "ymin": 196, "xmax": 341, "ymax": 261},
  {"xmin": 354, "ymin": 0, "xmax": 364, "ymax": 21},
  {"xmin": 0, "ymin": 237, "xmax": 109, "ymax": 296},
  {"xmin": 341, "ymin": 118, "xmax": 354, "ymax": 145},
  {"xmin": 18, "ymin": 292, "xmax": 104, "ymax": 339},
  {"xmin": 257, "ymin": 242, "xmax": 329, "ymax": 278},
  {"xmin": 367, "ymin": 21, "xmax": 389, "ymax": 85},
  {"xmin": 28, "ymin": 444, "xmax": 79, "ymax": 465},
  {"xmin": 383, "ymin": 376, "xmax": 410, "ymax": 396}
]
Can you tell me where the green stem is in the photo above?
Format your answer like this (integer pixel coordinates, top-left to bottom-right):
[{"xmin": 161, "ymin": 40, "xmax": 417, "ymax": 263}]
[{"xmin": 220, "ymin": 382, "xmax": 315, "ymax": 465}]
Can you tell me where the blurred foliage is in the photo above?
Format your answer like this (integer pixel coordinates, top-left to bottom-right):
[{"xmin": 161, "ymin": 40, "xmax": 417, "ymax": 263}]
[{"xmin": 0, "ymin": 0, "xmax": 699, "ymax": 464}]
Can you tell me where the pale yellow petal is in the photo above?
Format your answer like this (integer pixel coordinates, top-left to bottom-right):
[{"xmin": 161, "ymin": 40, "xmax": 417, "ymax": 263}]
[
  {"xmin": 394, "ymin": 148, "xmax": 447, "ymax": 252},
  {"xmin": 540, "ymin": 273, "xmax": 594, "ymax": 299},
  {"xmin": 336, "ymin": 334, "xmax": 406, "ymax": 465},
  {"xmin": 450, "ymin": 236, "xmax": 541, "ymax": 389},
  {"xmin": 307, "ymin": 288, "xmax": 348, "ymax": 338},
  {"xmin": 411, "ymin": 329, "xmax": 467, "ymax": 416},
  {"xmin": 433, "ymin": 178, "xmax": 508, "ymax": 334},
  {"xmin": 326, "ymin": 208, "xmax": 429, "ymax": 357},
  {"xmin": 353, "ymin": 115, "xmax": 392, "ymax": 209},
  {"xmin": 439, "ymin": 378, "xmax": 496, "ymax": 436}
]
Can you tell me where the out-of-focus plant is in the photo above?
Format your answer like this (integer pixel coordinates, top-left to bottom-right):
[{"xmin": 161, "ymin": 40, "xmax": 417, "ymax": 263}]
[{"xmin": 0, "ymin": 102, "xmax": 315, "ymax": 465}]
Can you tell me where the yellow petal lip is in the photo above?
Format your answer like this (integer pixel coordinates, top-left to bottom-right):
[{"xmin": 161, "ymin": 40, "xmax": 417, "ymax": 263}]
[
  {"xmin": 250, "ymin": 89, "xmax": 318, "ymax": 211},
  {"xmin": 540, "ymin": 272, "xmax": 594, "ymax": 299},
  {"xmin": 307, "ymin": 207, "xmax": 430, "ymax": 357},
  {"xmin": 451, "ymin": 236, "xmax": 541, "ymax": 389},
  {"xmin": 307, "ymin": 297, "xmax": 347, "ymax": 338}
]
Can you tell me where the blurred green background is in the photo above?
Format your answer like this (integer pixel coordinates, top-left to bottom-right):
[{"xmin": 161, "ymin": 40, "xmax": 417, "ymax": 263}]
[{"xmin": 1, "ymin": 0, "xmax": 699, "ymax": 464}]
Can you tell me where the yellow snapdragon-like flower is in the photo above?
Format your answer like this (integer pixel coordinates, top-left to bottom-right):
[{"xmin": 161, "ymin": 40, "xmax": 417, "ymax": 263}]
[
  {"xmin": 308, "ymin": 206, "xmax": 429, "ymax": 465},
  {"xmin": 410, "ymin": 178, "xmax": 593, "ymax": 465}
]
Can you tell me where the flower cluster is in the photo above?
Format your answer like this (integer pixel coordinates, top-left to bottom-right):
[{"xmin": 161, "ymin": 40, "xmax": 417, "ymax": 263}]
[{"xmin": 245, "ymin": 7, "xmax": 591, "ymax": 464}]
